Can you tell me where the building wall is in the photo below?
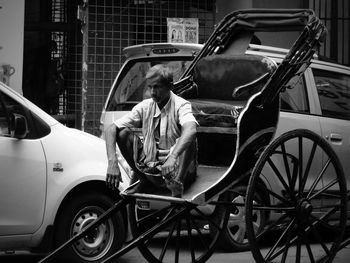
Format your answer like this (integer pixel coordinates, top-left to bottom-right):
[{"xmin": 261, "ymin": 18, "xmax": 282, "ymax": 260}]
[
  {"xmin": 215, "ymin": 0, "xmax": 252, "ymax": 24},
  {"xmin": 252, "ymin": 0, "xmax": 305, "ymax": 9},
  {"xmin": 0, "ymin": 0, "xmax": 25, "ymax": 93},
  {"xmin": 216, "ymin": 0, "xmax": 305, "ymax": 21},
  {"xmin": 309, "ymin": 0, "xmax": 350, "ymax": 65}
]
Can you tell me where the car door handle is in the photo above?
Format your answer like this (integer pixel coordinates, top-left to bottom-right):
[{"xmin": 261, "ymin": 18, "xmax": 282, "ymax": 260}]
[{"xmin": 326, "ymin": 133, "xmax": 342, "ymax": 143}]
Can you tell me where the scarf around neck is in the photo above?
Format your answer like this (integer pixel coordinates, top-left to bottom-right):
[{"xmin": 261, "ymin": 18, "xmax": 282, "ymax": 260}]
[{"xmin": 142, "ymin": 92, "xmax": 179, "ymax": 164}]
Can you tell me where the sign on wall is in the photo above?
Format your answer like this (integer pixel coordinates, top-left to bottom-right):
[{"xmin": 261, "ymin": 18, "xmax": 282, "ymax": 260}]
[{"xmin": 167, "ymin": 18, "xmax": 199, "ymax": 44}]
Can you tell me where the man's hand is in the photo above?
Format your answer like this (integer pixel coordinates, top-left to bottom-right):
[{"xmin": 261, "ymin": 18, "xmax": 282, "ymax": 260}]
[
  {"xmin": 161, "ymin": 154, "xmax": 177, "ymax": 178},
  {"xmin": 160, "ymin": 121, "xmax": 196, "ymax": 178},
  {"xmin": 106, "ymin": 157, "xmax": 123, "ymax": 190}
]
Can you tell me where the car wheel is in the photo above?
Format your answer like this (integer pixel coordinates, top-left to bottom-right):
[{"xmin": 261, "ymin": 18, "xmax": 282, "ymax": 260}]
[
  {"xmin": 54, "ymin": 192, "xmax": 125, "ymax": 263},
  {"xmin": 212, "ymin": 184, "xmax": 268, "ymax": 252}
]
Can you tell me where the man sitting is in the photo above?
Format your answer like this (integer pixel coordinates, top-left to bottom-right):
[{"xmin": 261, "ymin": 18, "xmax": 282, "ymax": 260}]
[{"xmin": 105, "ymin": 64, "xmax": 198, "ymax": 197}]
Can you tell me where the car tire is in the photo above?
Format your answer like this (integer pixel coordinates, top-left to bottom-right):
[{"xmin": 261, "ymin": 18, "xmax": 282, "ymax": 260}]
[
  {"xmin": 212, "ymin": 184, "xmax": 268, "ymax": 252},
  {"xmin": 54, "ymin": 192, "xmax": 125, "ymax": 263}
]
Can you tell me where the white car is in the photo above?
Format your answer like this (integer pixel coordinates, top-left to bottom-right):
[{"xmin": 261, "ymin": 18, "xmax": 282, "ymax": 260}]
[
  {"xmin": 0, "ymin": 81, "xmax": 129, "ymax": 262},
  {"xmin": 100, "ymin": 42, "xmax": 350, "ymax": 252}
]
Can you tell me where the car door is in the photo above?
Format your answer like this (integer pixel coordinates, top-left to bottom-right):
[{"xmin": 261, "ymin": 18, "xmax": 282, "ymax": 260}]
[
  {"xmin": 272, "ymin": 71, "xmax": 323, "ymax": 192},
  {"xmin": 310, "ymin": 66, "xmax": 350, "ymax": 192},
  {"xmin": 0, "ymin": 89, "xmax": 47, "ymax": 235}
]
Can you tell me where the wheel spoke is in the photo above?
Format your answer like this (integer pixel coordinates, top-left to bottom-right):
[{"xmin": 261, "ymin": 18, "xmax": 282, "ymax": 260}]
[
  {"xmin": 143, "ymin": 206, "xmax": 179, "ymax": 246},
  {"xmin": 297, "ymin": 136, "xmax": 303, "ymax": 198},
  {"xmin": 265, "ymin": 187, "xmax": 292, "ymax": 205},
  {"xmin": 186, "ymin": 215, "xmax": 196, "ymax": 262},
  {"xmin": 265, "ymin": 218, "xmax": 297, "ymax": 261},
  {"xmin": 280, "ymin": 223, "xmax": 294, "ymax": 263},
  {"xmin": 250, "ymin": 203, "xmax": 294, "ymax": 212},
  {"xmin": 297, "ymin": 208, "xmax": 343, "ymax": 242},
  {"xmin": 143, "ymin": 206, "xmax": 182, "ymax": 247},
  {"xmin": 308, "ymin": 178, "xmax": 339, "ymax": 200},
  {"xmin": 300, "ymin": 141, "xmax": 317, "ymax": 193},
  {"xmin": 314, "ymin": 204, "xmax": 341, "ymax": 223},
  {"xmin": 158, "ymin": 221, "xmax": 177, "ymax": 261},
  {"xmin": 298, "ymin": 206, "xmax": 343, "ymax": 237},
  {"xmin": 318, "ymin": 192, "xmax": 343, "ymax": 199},
  {"xmin": 312, "ymin": 204, "xmax": 343, "ymax": 210},
  {"xmin": 309, "ymin": 212, "xmax": 342, "ymax": 233},
  {"xmin": 256, "ymin": 213, "xmax": 289, "ymax": 240},
  {"xmin": 295, "ymin": 234, "xmax": 301, "ymax": 263},
  {"xmin": 190, "ymin": 217, "xmax": 209, "ymax": 250},
  {"xmin": 304, "ymin": 239, "xmax": 316, "ymax": 263},
  {"xmin": 268, "ymin": 157, "xmax": 294, "ymax": 198},
  {"xmin": 270, "ymin": 227, "xmax": 308, "ymax": 262},
  {"xmin": 175, "ymin": 219, "xmax": 181, "ymax": 263},
  {"xmin": 306, "ymin": 158, "xmax": 331, "ymax": 199},
  {"xmin": 280, "ymin": 143, "xmax": 293, "ymax": 187},
  {"xmin": 290, "ymin": 153, "xmax": 299, "ymax": 197},
  {"xmin": 307, "ymin": 219, "xmax": 330, "ymax": 256}
]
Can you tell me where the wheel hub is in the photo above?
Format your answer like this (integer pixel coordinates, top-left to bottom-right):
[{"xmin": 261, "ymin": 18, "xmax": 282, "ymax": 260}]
[
  {"xmin": 296, "ymin": 199, "xmax": 313, "ymax": 218},
  {"xmin": 81, "ymin": 216, "xmax": 104, "ymax": 245},
  {"xmin": 71, "ymin": 208, "xmax": 114, "ymax": 261}
]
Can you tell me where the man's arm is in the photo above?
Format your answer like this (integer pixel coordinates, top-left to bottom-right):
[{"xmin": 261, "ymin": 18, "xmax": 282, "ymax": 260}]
[
  {"xmin": 161, "ymin": 121, "xmax": 197, "ymax": 176},
  {"xmin": 105, "ymin": 102, "xmax": 143, "ymax": 189},
  {"xmin": 105, "ymin": 123, "xmax": 122, "ymax": 190}
]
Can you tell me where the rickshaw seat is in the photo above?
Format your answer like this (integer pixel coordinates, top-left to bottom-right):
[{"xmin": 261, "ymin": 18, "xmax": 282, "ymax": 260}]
[
  {"xmin": 193, "ymin": 54, "xmax": 276, "ymax": 101},
  {"xmin": 190, "ymin": 54, "xmax": 276, "ymax": 129}
]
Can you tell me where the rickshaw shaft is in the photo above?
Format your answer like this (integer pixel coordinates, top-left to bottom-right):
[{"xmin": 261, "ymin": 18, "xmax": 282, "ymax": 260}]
[{"xmin": 101, "ymin": 205, "xmax": 189, "ymax": 263}]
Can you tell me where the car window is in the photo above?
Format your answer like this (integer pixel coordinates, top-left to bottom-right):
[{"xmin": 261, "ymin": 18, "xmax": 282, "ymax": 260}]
[
  {"xmin": 0, "ymin": 92, "xmax": 26, "ymax": 137},
  {"xmin": 0, "ymin": 90, "xmax": 51, "ymax": 139},
  {"xmin": 313, "ymin": 68, "xmax": 350, "ymax": 120},
  {"xmin": 107, "ymin": 59, "xmax": 192, "ymax": 111},
  {"xmin": 280, "ymin": 74, "xmax": 309, "ymax": 113}
]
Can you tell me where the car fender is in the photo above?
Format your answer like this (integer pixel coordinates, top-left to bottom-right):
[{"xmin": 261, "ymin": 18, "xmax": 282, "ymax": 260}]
[{"xmin": 39, "ymin": 124, "xmax": 130, "ymax": 227}]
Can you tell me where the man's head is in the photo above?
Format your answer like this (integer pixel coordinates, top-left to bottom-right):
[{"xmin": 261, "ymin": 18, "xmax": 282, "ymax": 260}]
[{"xmin": 145, "ymin": 64, "xmax": 173, "ymax": 107}]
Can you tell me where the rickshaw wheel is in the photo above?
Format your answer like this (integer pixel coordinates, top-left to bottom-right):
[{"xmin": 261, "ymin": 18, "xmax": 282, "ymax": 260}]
[
  {"xmin": 128, "ymin": 192, "xmax": 231, "ymax": 263},
  {"xmin": 246, "ymin": 129, "xmax": 347, "ymax": 263}
]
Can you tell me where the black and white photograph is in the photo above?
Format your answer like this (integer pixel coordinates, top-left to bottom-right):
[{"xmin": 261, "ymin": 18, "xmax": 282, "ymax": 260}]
[{"xmin": 1, "ymin": 1, "xmax": 350, "ymax": 262}]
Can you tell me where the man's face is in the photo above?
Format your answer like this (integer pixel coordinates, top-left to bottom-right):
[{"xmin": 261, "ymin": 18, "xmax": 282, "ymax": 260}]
[{"xmin": 147, "ymin": 76, "xmax": 171, "ymax": 105}]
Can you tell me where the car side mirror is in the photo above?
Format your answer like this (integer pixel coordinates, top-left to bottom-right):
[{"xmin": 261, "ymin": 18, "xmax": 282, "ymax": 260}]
[{"xmin": 10, "ymin": 113, "xmax": 29, "ymax": 139}]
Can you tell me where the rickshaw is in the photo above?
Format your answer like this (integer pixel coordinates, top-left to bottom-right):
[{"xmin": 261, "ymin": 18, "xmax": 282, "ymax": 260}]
[{"xmin": 39, "ymin": 9, "xmax": 348, "ymax": 263}]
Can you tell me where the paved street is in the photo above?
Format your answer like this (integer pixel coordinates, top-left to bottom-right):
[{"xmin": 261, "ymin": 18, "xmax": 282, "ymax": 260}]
[{"xmin": 1, "ymin": 242, "xmax": 350, "ymax": 263}]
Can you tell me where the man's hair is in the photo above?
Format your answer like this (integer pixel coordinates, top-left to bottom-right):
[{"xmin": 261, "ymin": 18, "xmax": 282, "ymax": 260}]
[{"xmin": 146, "ymin": 64, "xmax": 173, "ymax": 89}]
